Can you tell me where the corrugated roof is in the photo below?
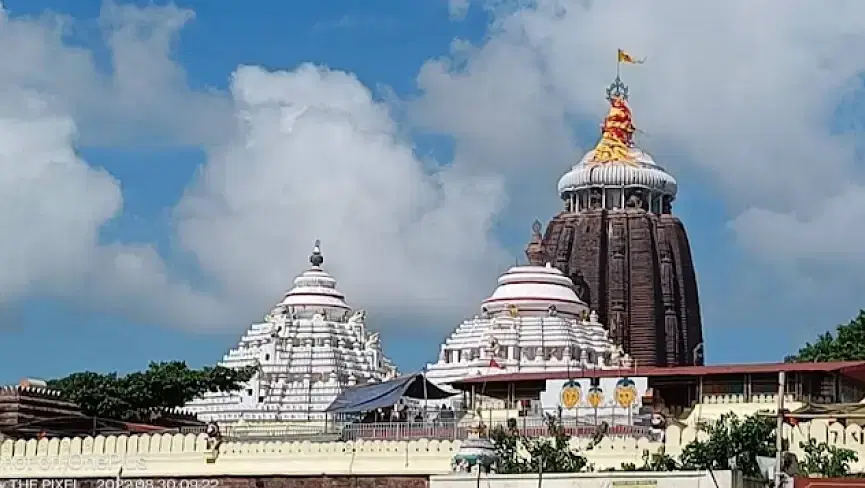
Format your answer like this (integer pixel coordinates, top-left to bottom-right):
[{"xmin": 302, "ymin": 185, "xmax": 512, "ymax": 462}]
[{"xmin": 448, "ymin": 361, "xmax": 865, "ymax": 386}]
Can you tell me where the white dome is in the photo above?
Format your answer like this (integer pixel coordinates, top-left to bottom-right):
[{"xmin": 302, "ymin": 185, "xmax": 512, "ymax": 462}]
[
  {"xmin": 557, "ymin": 148, "xmax": 677, "ymax": 198},
  {"xmin": 280, "ymin": 242, "xmax": 350, "ymax": 311},
  {"xmin": 482, "ymin": 263, "xmax": 587, "ymax": 318}
]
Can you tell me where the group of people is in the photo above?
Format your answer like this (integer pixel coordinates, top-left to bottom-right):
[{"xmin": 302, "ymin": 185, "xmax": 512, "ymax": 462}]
[{"xmin": 358, "ymin": 403, "xmax": 458, "ymax": 424}]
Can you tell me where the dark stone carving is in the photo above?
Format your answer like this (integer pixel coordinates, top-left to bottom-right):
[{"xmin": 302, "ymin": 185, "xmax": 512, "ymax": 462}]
[
  {"xmin": 525, "ymin": 210, "xmax": 703, "ymax": 367},
  {"xmin": 625, "ymin": 190, "xmax": 647, "ymax": 210},
  {"xmin": 572, "ymin": 270, "xmax": 589, "ymax": 304},
  {"xmin": 525, "ymin": 220, "xmax": 545, "ymax": 265},
  {"xmin": 589, "ymin": 189, "xmax": 602, "ymax": 209},
  {"xmin": 661, "ymin": 196, "xmax": 672, "ymax": 214}
]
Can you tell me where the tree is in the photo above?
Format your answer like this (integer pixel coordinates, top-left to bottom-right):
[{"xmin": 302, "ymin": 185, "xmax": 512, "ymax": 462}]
[
  {"xmin": 679, "ymin": 413, "xmax": 776, "ymax": 478},
  {"xmin": 799, "ymin": 438, "xmax": 858, "ymax": 477},
  {"xmin": 48, "ymin": 361, "xmax": 257, "ymax": 421},
  {"xmin": 617, "ymin": 448, "xmax": 679, "ymax": 472},
  {"xmin": 490, "ymin": 416, "xmax": 590, "ymax": 474},
  {"xmin": 786, "ymin": 310, "xmax": 865, "ymax": 362}
]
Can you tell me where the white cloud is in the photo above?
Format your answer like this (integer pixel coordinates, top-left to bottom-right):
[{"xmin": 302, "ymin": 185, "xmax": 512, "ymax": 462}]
[
  {"xmin": 448, "ymin": 0, "xmax": 470, "ymax": 20},
  {"xmin": 0, "ymin": 2, "xmax": 246, "ymax": 329},
  {"xmin": 0, "ymin": 99, "xmax": 119, "ymax": 300},
  {"xmin": 407, "ymin": 0, "xmax": 865, "ymax": 333},
  {"xmin": 0, "ymin": 1, "xmax": 230, "ymax": 147},
  {"xmin": 414, "ymin": 0, "xmax": 865, "ymax": 210},
  {"xmin": 174, "ymin": 65, "xmax": 509, "ymax": 326},
  {"xmin": 2, "ymin": 0, "xmax": 865, "ymax": 342},
  {"xmin": 0, "ymin": 1, "xmax": 511, "ymax": 334}
]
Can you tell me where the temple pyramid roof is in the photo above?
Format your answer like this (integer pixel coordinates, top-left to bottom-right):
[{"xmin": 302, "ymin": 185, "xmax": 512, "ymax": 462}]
[{"xmin": 186, "ymin": 241, "xmax": 398, "ymax": 423}]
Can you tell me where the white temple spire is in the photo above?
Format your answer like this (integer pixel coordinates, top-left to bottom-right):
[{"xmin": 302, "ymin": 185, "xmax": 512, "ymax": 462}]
[
  {"xmin": 425, "ymin": 263, "xmax": 619, "ymax": 385},
  {"xmin": 185, "ymin": 240, "xmax": 398, "ymax": 424}
]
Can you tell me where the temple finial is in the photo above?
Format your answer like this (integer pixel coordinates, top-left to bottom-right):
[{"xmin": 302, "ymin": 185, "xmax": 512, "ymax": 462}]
[
  {"xmin": 590, "ymin": 60, "xmax": 639, "ymax": 167},
  {"xmin": 606, "ymin": 76, "xmax": 629, "ymax": 102},
  {"xmin": 310, "ymin": 240, "xmax": 324, "ymax": 267}
]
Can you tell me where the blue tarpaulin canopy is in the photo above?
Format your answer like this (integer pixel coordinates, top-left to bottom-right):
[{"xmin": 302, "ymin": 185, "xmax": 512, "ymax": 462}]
[{"xmin": 325, "ymin": 374, "xmax": 453, "ymax": 414}]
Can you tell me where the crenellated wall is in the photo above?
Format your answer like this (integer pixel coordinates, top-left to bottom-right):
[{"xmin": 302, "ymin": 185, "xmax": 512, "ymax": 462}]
[{"xmin": 0, "ymin": 419, "xmax": 863, "ymax": 479}]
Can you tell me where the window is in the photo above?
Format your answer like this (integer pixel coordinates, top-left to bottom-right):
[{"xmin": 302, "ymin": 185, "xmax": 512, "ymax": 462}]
[
  {"xmin": 246, "ymin": 389, "xmax": 253, "ymax": 396},
  {"xmin": 265, "ymin": 354, "xmax": 271, "ymax": 361}
]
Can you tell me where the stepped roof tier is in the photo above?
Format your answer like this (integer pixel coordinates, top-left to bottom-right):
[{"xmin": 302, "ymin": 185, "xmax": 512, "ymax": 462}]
[
  {"xmin": 185, "ymin": 241, "xmax": 398, "ymax": 423},
  {"xmin": 424, "ymin": 263, "xmax": 630, "ymax": 385}
]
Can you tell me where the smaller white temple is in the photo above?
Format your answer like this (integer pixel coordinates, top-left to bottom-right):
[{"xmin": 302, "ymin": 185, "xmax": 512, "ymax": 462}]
[
  {"xmin": 425, "ymin": 263, "xmax": 629, "ymax": 385},
  {"xmin": 186, "ymin": 241, "xmax": 398, "ymax": 423}
]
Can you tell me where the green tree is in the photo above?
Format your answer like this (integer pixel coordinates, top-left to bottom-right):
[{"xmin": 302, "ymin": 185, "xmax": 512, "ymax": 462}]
[
  {"xmin": 617, "ymin": 448, "xmax": 679, "ymax": 472},
  {"xmin": 786, "ymin": 310, "xmax": 865, "ymax": 362},
  {"xmin": 799, "ymin": 438, "xmax": 858, "ymax": 477},
  {"xmin": 490, "ymin": 416, "xmax": 590, "ymax": 474},
  {"xmin": 48, "ymin": 361, "xmax": 257, "ymax": 421},
  {"xmin": 679, "ymin": 413, "xmax": 776, "ymax": 478}
]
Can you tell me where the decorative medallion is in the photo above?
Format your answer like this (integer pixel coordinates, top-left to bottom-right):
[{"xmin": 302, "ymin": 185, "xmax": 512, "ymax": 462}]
[
  {"xmin": 508, "ymin": 304, "xmax": 519, "ymax": 318},
  {"xmin": 560, "ymin": 380, "xmax": 582, "ymax": 409},
  {"xmin": 587, "ymin": 385, "xmax": 604, "ymax": 408},
  {"xmin": 614, "ymin": 377, "xmax": 638, "ymax": 408}
]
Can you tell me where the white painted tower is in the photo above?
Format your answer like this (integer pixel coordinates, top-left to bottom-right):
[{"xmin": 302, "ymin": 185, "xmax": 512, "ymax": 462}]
[{"xmin": 186, "ymin": 241, "xmax": 398, "ymax": 423}]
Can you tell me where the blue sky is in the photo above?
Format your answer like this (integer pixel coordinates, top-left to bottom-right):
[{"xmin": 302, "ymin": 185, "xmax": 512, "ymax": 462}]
[{"xmin": 0, "ymin": 0, "xmax": 862, "ymax": 384}]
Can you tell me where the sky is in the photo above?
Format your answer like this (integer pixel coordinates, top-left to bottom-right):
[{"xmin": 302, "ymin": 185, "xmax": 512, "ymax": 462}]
[{"xmin": 0, "ymin": 0, "xmax": 864, "ymax": 383}]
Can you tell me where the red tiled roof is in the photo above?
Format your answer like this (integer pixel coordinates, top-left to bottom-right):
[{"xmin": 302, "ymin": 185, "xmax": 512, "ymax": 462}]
[{"xmin": 448, "ymin": 361, "xmax": 865, "ymax": 386}]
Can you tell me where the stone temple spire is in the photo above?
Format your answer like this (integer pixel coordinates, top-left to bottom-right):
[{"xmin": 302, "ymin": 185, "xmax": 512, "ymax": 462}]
[
  {"xmin": 524, "ymin": 71, "xmax": 703, "ymax": 367},
  {"xmin": 310, "ymin": 240, "xmax": 324, "ymax": 267}
]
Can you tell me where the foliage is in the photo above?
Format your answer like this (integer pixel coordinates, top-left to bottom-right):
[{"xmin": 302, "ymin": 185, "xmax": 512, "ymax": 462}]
[
  {"xmin": 786, "ymin": 310, "xmax": 865, "ymax": 362},
  {"xmin": 679, "ymin": 413, "xmax": 776, "ymax": 478},
  {"xmin": 490, "ymin": 416, "xmax": 590, "ymax": 474},
  {"xmin": 618, "ymin": 448, "xmax": 680, "ymax": 472},
  {"xmin": 48, "ymin": 361, "xmax": 257, "ymax": 421},
  {"xmin": 799, "ymin": 438, "xmax": 858, "ymax": 477}
]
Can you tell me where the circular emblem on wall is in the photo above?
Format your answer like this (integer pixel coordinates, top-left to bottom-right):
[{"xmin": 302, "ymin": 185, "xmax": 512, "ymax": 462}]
[
  {"xmin": 587, "ymin": 385, "xmax": 604, "ymax": 408},
  {"xmin": 615, "ymin": 378, "xmax": 638, "ymax": 408},
  {"xmin": 560, "ymin": 380, "xmax": 582, "ymax": 409}
]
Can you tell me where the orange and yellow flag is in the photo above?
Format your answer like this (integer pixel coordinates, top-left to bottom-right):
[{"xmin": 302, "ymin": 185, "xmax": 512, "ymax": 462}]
[{"xmin": 618, "ymin": 49, "xmax": 644, "ymax": 64}]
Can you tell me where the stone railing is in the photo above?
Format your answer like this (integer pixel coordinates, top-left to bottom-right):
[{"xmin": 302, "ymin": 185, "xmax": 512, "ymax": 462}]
[
  {"xmin": 701, "ymin": 393, "xmax": 797, "ymax": 404},
  {"xmin": 0, "ymin": 419, "xmax": 863, "ymax": 479},
  {"xmin": 179, "ymin": 417, "xmax": 649, "ymax": 443}
]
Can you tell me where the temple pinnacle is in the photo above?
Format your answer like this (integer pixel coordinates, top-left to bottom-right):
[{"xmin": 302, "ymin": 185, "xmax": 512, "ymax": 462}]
[
  {"xmin": 606, "ymin": 75, "xmax": 629, "ymax": 102},
  {"xmin": 310, "ymin": 240, "xmax": 324, "ymax": 267}
]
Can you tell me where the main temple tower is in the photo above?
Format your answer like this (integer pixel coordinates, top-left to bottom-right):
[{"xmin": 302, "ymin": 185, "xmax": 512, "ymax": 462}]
[{"xmin": 525, "ymin": 73, "xmax": 704, "ymax": 367}]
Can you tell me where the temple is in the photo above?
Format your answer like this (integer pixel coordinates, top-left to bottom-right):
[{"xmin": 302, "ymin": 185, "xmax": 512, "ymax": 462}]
[
  {"xmin": 185, "ymin": 241, "xmax": 398, "ymax": 423},
  {"xmin": 424, "ymin": 263, "xmax": 630, "ymax": 385},
  {"xmin": 525, "ymin": 75, "xmax": 703, "ymax": 367}
]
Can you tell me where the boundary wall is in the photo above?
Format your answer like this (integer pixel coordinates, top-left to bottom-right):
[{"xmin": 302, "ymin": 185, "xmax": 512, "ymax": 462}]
[{"xmin": 0, "ymin": 419, "xmax": 861, "ymax": 478}]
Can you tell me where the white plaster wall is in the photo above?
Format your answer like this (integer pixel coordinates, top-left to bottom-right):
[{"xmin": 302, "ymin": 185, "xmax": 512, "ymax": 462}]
[
  {"xmin": 431, "ymin": 471, "xmax": 757, "ymax": 488},
  {"xmin": 0, "ymin": 418, "xmax": 860, "ymax": 479}
]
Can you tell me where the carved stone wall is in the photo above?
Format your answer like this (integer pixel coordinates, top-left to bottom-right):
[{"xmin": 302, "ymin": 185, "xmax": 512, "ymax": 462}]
[{"xmin": 526, "ymin": 209, "xmax": 703, "ymax": 367}]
